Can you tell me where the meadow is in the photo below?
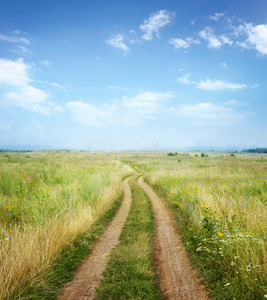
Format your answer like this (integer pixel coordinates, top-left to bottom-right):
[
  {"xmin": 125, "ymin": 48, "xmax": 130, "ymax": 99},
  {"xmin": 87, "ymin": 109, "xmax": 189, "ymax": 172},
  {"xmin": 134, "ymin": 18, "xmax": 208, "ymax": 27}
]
[
  {"xmin": 0, "ymin": 152, "xmax": 131, "ymax": 299},
  {"xmin": 124, "ymin": 152, "xmax": 267, "ymax": 299},
  {"xmin": 0, "ymin": 151, "xmax": 266, "ymax": 299}
]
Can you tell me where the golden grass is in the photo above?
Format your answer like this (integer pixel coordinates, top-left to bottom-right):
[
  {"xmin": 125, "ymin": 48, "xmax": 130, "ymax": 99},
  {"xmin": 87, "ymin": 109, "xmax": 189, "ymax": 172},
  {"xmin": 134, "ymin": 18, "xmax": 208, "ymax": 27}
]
[{"xmin": 0, "ymin": 152, "xmax": 132, "ymax": 299}]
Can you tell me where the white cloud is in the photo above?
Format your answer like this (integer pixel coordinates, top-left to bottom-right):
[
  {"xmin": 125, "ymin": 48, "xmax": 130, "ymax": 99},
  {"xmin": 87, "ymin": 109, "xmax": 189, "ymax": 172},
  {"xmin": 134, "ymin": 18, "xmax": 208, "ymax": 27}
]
[
  {"xmin": 140, "ymin": 10, "xmax": 175, "ymax": 41},
  {"xmin": 66, "ymin": 91, "xmax": 173, "ymax": 126},
  {"xmin": 0, "ymin": 58, "xmax": 51, "ymax": 113},
  {"xmin": 40, "ymin": 60, "xmax": 53, "ymax": 66},
  {"xmin": 177, "ymin": 74, "xmax": 192, "ymax": 84},
  {"xmin": 186, "ymin": 37, "xmax": 201, "ymax": 44},
  {"xmin": 66, "ymin": 101, "xmax": 111, "ymax": 126},
  {"xmin": 210, "ymin": 13, "xmax": 224, "ymax": 21},
  {"xmin": 228, "ymin": 21, "xmax": 267, "ymax": 55},
  {"xmin": 106, "ymin": 34, "xmax": 129, "ymax": 52},
  {"xmin": 169, "ymin": 38, "xmax": 189, "ymax": 49},
  {"xmin": 12, "ymin": 45, "xmax": 33, "ymax": 56},
  {"xmin": 199, "ymin": 27, "xmax": 233, "ymax": 49},
  {"xmin": 172, "ymin": 102, "xmax": 244, "ymax": 125},
  {"xmin": 177, "ymin": 74, "xmax": 247, "ymax": 90},
  {"xmin": 246, "ymin": 24, "xmax": 267, "ymax": 54},
  {"xmin": 169, "ymin": 37, "xmax": 200, "ymax": 50},
  {"xmin": 123, "ymin": 91, "xmax": 173, "ymax": 114},
  {"xmin": 50, "ymin": 82, "xmax": 67, "ymax": 92},
  {"xmin": 0, "ymin": 33, "xmax": 30, "ymax": 45},
  {"xmin": 199, "ymin": 27, "xmax": 223, "ymax": 48},
  {"xmin": 196, "ymin": 79, "xmax": 247, "ymax": 90},
  {"xmin": 0, "ymin": 58, "xmax": 30, "ymax": 86},
  {"xmin": 236, "ymin": 41, "xmax": 250, "ymax": 49},
  {"xmin": 220, "ymin": 35, "xmax": 233, "ymax": 45}
]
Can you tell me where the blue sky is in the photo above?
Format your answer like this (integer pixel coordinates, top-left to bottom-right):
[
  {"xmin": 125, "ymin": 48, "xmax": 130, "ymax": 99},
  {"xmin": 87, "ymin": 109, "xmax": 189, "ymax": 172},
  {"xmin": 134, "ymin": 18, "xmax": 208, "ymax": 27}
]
[{"xmin": 0, "ymin": 0, "xmax": 267, "ymax": 150}]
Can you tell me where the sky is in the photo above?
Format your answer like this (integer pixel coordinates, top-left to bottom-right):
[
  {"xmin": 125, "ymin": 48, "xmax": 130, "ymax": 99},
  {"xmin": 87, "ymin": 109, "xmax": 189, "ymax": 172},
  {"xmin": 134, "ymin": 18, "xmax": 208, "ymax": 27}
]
[{"xmin": 0, "ymin": 0, "xmax": 267, "ymax": 151}]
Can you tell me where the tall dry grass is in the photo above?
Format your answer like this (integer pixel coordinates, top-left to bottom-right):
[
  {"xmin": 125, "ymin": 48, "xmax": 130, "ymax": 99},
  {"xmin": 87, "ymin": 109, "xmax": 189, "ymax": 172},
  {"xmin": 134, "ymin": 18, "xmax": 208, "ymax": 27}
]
[{"xmin": 0, "ymin": 152, "xmax": 132, "ymax": 299}]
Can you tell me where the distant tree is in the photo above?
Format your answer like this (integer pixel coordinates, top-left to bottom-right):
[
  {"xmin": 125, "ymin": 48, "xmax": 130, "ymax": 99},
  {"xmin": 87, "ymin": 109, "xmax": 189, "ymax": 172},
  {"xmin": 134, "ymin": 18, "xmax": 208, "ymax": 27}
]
[{"xmin": 241, "ymin": 148, "xmax": 267, "ymax": 153}]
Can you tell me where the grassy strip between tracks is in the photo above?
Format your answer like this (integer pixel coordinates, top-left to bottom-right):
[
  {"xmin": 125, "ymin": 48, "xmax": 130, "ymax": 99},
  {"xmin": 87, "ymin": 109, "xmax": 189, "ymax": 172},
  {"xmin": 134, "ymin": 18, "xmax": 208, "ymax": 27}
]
[
  {"xmin": 18, "ymin": 195, "xmax": 124, "ymax": 300},
  {"xmin": 95, "ymin": 176, "xmax": 161, "ymax": 300}
]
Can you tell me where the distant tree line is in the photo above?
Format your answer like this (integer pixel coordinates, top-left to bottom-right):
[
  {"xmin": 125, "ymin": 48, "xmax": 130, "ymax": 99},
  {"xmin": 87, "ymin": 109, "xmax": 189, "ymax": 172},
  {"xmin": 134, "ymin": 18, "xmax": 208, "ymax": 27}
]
[
  {"xmin": 0, "ymin": 149, "xmax": 33, "ymax": 153},
  {"xmin": 241, "ymin": 148, "xmax": 267, "ymax": 153}
]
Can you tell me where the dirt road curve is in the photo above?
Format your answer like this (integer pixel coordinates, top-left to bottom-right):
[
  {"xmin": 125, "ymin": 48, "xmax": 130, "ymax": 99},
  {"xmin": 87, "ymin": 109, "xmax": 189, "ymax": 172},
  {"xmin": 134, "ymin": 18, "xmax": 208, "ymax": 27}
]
[
  {"xmin": 138, "ymin": 177, "xmax": 210, "ymax": 300},
  {"xmin": 58, "ymin": 176, "xmax": 132, "ymax": 300}
]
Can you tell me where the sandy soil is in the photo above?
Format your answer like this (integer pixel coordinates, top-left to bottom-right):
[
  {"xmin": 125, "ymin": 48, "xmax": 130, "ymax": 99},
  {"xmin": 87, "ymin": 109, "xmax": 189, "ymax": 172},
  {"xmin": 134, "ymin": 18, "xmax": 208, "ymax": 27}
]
[
  {"xmin": 58, "ymin": 176, "xmax": 132, "ymax": 300},
  {"xmin": 138, "ymin": 176, "xmax": 210, "ymax": 300}
]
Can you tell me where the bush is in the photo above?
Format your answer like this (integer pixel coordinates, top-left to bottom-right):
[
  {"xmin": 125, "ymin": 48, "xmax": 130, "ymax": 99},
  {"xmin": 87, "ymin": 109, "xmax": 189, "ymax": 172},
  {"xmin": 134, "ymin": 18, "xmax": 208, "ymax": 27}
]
[{"xmin": 167, "ymin": 152, "xmax": 178, "ymax": 157}]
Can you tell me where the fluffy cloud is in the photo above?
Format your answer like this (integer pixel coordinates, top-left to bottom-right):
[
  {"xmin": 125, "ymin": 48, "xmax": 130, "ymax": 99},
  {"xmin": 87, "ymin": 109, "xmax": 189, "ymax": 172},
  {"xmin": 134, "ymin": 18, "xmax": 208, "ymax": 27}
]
[
  {"xmin": 226, "ymin": 21, "xmax": 267, "ymax": 55},
  {"xmin": 140, "ymin": 10, "xmax": 175, "ymax": 41},
  {"xmin": 106, "ymin": 34, "xmax": 129, "ymax": 52},
  {"xmin": 169, "ymin": 37, "xmax": 200, "ymax": 49},
  {"xmin": 66, "ymin": 101, "xmax": 111, "ymax": 126},
  {"xmin": 177, "ymin": 74, "xmax": 247, "ymax": 90},
  {"xmin": 199, "ymin": 27, "xmax": 223, "ymax": 48},
  {"xmin": 169, "ymin": 38, "xmax": 189, "ymax": 49},
  {"xmin": 0, "ymin": 33, "xmax": 30, "ymax": 45},
  {"xmin": 0, "ymin": 58, "xmax": 31, "ymax": 86},
  {"xmin": 199, "ymin": 27, "xmax": 233, "ymax": 49},
  {"xmin": 196, "ymin": 79, "xmax": 246, "ymax": 90},
  {"xmin": 210, "ymin": 13, "xmax": 224, "ymax": 21},
  {"xmin": 0, "ymin": 58, "xmax": 51, "ymax": 113},
  {"xmin": 220, "ymin": 35, "xmax": 233, "ymax": 46},
  {"xmin": 66, "ymin": 91, "xmax": 173, "ymax": 126},
  {"xmin": 246, "ymin": 24, "xmax": 267, "ymax": 54}
]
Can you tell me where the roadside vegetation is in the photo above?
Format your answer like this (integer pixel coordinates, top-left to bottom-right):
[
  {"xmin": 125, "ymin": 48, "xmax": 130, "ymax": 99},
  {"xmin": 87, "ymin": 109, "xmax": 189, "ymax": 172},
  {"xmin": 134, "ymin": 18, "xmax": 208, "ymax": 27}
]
[
  {"xmin": 95, "ymin": 176, "xmax": 161, "ymax": 300},
  {"xmin": 128, "ymin": 152, "xmax": 267, "ymax": 299},
  {"xmin": 0, "ymin": 152, "xmax": 131, "ymax": 300}
]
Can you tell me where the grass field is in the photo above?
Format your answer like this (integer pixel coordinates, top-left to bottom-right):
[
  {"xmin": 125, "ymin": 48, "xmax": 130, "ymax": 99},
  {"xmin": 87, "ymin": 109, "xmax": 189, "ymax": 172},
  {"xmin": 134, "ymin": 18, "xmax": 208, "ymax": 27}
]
[
  {"xmin": 0, "ymin": 151, "xmax": 266, "ymax": 299},
  {"xmin": 124, "ymin": 152, "xmax": 267, "ymax": 299},
  {"xmin": 0, "ymin": 151, "xmax": 131, "ymax": 299}
]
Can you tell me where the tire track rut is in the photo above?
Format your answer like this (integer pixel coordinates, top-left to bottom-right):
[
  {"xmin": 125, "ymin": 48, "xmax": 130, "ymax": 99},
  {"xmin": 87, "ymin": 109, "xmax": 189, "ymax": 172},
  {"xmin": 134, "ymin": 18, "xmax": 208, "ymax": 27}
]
[
  {"xmin": 138, "ymin": 176, "xmax": 210, "ymax": 300},
  {"xmin": 58, "ymin": 176, "xmax": 132, "ymax": 300}
]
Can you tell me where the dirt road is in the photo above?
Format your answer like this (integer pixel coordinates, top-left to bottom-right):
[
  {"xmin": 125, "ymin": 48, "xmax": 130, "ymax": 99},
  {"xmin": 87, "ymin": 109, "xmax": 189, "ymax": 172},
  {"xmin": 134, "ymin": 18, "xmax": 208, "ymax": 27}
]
[
  {"xmin": 58, "ymin": 176, "xmax": 132, "ymax": 300},
  {"xmin": 138, "ymin": 176, "xmax": 210, "ymax": 300}
]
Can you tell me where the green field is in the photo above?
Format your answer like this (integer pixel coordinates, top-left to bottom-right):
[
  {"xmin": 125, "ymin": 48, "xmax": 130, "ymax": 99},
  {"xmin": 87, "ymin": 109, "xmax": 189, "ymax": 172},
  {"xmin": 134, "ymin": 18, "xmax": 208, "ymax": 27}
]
[
  {"xmin": 0, "ymin": 151, "xmax": 266, "ymax": 299},
  {"xmin": 124, "ymin": 151, "xmax": 267, "ymax": 299}
]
